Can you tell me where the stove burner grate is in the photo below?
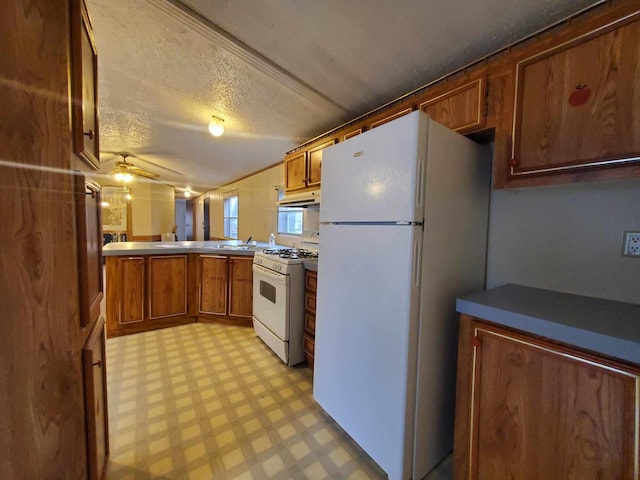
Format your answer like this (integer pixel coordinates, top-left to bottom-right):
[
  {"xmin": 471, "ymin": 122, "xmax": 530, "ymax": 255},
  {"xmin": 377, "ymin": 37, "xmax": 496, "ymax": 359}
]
[{"xmin": 262, "ymin": 248, "xmax": 318, "ymax": 259}]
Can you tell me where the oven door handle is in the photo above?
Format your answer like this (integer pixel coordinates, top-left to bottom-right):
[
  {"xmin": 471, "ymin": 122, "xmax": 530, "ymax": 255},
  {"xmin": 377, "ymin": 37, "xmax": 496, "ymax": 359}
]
[{"xmin": 252, "ymin": 264, "xmax": 288, "ymax": 285}]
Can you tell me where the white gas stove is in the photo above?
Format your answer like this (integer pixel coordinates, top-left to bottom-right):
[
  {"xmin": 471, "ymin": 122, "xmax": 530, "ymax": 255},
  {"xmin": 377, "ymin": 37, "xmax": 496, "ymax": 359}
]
[{"xmin": 251, "ymin": 232, "xmax": 318, "ymax": 365}]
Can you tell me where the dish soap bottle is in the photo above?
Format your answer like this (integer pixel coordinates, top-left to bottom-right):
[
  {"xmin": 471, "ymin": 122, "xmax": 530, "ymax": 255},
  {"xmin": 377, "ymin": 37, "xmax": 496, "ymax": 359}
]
[{"xmin": 269, "ymin": 232, "xmax": 276, "ymax": 247}]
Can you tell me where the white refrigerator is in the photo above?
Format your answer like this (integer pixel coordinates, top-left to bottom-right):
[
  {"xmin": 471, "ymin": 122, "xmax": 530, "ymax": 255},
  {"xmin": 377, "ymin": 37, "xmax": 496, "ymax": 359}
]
[{"xmin": 313, "ymin": 111, "xmax": 491, "ymax": 480}]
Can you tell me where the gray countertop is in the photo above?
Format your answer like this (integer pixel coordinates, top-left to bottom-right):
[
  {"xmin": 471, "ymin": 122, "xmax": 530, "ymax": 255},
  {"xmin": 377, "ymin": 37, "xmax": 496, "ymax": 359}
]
[
  {"xmin": 303, "ymin": 259, "xmax": 318, "ymax": 272},
  {"xmin": 457, "ymin": 284, "xmax": 640, "ymax": 365},
  {"xmin": 102, "ymin": 240, "xmax": 273, "ymax": 257}
]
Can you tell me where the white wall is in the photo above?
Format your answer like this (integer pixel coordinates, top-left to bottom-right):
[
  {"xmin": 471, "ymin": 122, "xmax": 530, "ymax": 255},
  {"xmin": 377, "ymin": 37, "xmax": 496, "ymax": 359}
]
[
  {"xmin": 486, "ymin": 177, "xmax": 640, "ymax": 305},
  {"xmin": 128, "ymin": 181, "xmax": 174, "ymax": 237}
]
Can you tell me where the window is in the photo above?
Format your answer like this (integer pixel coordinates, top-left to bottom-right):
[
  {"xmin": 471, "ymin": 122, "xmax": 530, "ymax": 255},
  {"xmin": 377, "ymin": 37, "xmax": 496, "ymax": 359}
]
[
  {"xmin": 278, "ymin": 206, "xmax": 303, "ymax": 235},
  {"xmin": 223, "ymin": 195, "xmax": 238, "ymax": 239}
]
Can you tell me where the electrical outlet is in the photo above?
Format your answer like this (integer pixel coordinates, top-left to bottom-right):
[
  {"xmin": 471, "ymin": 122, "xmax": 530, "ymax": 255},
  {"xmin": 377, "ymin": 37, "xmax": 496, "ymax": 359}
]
[{"xmin": 622, "ymin": 231, "xmax": 640, "ymax": 257}]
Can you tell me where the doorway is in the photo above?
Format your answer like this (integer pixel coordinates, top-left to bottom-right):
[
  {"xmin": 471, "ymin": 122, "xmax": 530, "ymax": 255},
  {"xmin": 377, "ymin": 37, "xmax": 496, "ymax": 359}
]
[
  {"xmin": 203, "ymin": 197, "xmax": 210, "ymax": 241},
  {"xmin": 174, "ymin": 198, "xmax": 194, "ymax": 241}
]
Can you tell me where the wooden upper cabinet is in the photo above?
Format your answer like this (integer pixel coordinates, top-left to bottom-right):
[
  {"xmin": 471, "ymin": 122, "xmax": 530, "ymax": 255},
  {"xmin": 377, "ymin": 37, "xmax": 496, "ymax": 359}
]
[
  {"xmin": 70, "ymin": 0, "xmax": 99, "ymax": 170},
  {"xmin": 199, "ymin": 255, "xmax": 228, "ymax": 315},
  {"xmin": 307, "ymin": 139, "xmax": 335, "ymax": 188},
  {"xmin": 510, "ymin": 13, "xmax": 640, "ymax": 178},
  {"xmin": 148, "ymin": 255, "xmax": 188, "ymax": 319},
  {"xmin": 370, "ymin": 107, "xmax": 412, "ymax": 129},
  {"xmin": 228, "ymin": 256, "xmax": 253, "ymax": 318},
  {"xmin": 284, "ymin": 151, "xmax": 307, "ymax": 192},
  {"xmin": 419, "ymin": 75, "xmax": 487, "ymax": 134},
  {"xmin": 455, "ymin": 317, "xmax": 640, "ymax": 479},
  {"xmin": 284, "ymin": 139, "xmax": 336, "ymax": 192},
  {"xmin": 343, "ymin": 127, "xmax": 363, "ymax": 141},
  {"xmin": 75, "ymin": 174, "xmax": 103, "ymax": 327}
]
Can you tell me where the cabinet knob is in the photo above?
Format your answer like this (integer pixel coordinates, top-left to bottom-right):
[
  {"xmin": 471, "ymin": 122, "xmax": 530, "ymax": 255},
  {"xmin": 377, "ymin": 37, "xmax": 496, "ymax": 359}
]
[
  {"xmin": 84, "ymin": 129, "xmax": 95, "ymax": 140},
  {"xmin": 471, "ymin": 336, "xmax": 481, "ymax": 348}
]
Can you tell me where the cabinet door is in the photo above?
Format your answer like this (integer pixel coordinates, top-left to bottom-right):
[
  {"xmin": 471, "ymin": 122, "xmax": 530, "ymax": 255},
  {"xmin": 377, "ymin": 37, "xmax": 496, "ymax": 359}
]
[
  {"xmin": 511, "ymin": 14, "xmax": 640, "ymax": 178},
  {"xmin": 228, "ymin": 256, "xmax": 253, "ymax": 318},
  {"xmin": 284, "ymin": 151, "xmax": 308, "ymax": 192},
  {"xmin": 119, "ymin": 257, "xmax": 144, "ymax": 324},
  {"xmin": 465, "ymin": 321, "xmax": 639, "ymax": 480},
  {"xmin": 199, "ymin": 255, "xmax": 228, "ymax": 315},
  {"xmin": 148, "ymin": 255, "xmax": 188, "ymax": 319},
  {"xmin": 419, "ymin": 76, "xmax": 486, "ymax": 134},
  {"xmin": 70, "ymin": 0, "xmax": 99, "ymax": 169},
  {"xmin": 370, "ymin": 107, "xmax": 412, "ymax": 129},
  {"xmin": 75, "ymin": 173, "xmax": 103, "ymax": 326},
  {"xmin": 307, "ymin": 140, "xmax": 335, "ymax": 188},
  {"xmin": 83, "ymin": 316, "xmax": 109, "ymax": 480}
]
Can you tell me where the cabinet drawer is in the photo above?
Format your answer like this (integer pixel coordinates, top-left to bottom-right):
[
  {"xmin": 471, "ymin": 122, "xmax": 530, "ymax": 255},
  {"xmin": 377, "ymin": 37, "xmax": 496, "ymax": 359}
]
[
  {"xmin": 305, "ymin": 292, "xmax": 316, "ymax": 314},
  {"xmin": 305, "ymin": 270, "xmax": 317, "ymax": 291},
  {"xmin": 305, "ymin": 311, "xmax": 316, "ymax": 336},
  {"xmin": 303, "ymin": 334, "xmax": 315, "ymax": 357}
]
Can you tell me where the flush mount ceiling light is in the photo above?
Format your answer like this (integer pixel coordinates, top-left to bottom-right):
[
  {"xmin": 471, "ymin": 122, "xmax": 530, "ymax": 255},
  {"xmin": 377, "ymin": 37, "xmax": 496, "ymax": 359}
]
[
  {"xmin": 208, "ymin": 116, "xmax": 224, "ymax": 137},
  {"xmin": 184, "ymin": 189, "xmax": 192, "ymax": 198}
]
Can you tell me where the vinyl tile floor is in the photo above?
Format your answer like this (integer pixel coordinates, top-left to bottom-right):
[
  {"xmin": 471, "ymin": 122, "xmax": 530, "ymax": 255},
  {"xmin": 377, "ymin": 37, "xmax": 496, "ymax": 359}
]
[{"xmin": 105, "ymin": 323, "xmax": 453, "ymax": 479}]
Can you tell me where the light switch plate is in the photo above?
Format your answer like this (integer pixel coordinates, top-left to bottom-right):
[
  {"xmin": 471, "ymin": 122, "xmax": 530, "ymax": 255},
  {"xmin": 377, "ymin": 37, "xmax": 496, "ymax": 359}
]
[{"xmin": 622, "ymin": 231, "xmax": 640, "ymax": 257}]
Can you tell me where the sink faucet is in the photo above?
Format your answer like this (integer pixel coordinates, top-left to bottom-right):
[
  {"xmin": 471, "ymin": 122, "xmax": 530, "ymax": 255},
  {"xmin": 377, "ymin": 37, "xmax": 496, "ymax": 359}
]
[{"xmin": 245, "ymin": 235, "xmax": 252, "ymax": 245}]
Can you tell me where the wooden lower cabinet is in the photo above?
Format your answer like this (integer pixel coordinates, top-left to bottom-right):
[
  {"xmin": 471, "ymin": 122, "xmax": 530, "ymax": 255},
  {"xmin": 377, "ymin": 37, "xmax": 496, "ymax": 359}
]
[
  {"xmin": 83, "ymin": 316, "xmax": 109, "ymax": 480},
  {"xmin": 199, "ymin": 255, "xmax": 228, "ymax": 315},
  {"xmin": 106, "ymin": 254, "xmax": 197, "ymax": 337},
  {"xmin": 148, "ymin": 255, "xmax": 188, "ymax": 318},
  {"xmin": 228, "ymin": 256, "xmax": 253, "ymax": 318},
  {"xmin": 198, "ymin": 255, "xmax": 253, "ymax": 323},
  {"xmin": 454, "ymin": 315, "xmax": 640, "ymax": 479},
  {"xmin": 303, "ymin": 270, "xmax": 317, "ymax": 367}
]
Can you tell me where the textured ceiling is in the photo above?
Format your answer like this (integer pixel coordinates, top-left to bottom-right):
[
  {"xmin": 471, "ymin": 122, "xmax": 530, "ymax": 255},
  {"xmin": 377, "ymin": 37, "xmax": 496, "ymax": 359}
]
[{"xmin": 88, "ymin": 0, "xmax": 601, "ymax": 194}]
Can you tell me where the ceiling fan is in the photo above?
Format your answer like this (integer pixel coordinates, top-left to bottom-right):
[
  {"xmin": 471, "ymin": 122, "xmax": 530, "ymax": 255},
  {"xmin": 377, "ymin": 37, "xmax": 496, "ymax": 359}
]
[{"xmin": 107, "ymin": 152, "xmax": 159, "ymax": 180}]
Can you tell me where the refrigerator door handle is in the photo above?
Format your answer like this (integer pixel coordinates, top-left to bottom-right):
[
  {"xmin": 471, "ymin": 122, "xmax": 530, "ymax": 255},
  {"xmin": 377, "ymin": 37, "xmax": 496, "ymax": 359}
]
[
  {"xmin": 415, "ymin": 156, "xmax": 424, "ymax": 210},
  {"xmin": 412, "ymin": 238, "xmax": 421, "ymax": 287}
]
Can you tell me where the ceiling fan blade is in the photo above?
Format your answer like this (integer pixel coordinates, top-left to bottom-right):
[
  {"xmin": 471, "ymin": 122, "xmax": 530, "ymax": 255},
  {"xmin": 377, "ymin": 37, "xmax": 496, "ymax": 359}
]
[{"xmin": 130, "ymin": 154, "xmax": 185, "ymax": 176}]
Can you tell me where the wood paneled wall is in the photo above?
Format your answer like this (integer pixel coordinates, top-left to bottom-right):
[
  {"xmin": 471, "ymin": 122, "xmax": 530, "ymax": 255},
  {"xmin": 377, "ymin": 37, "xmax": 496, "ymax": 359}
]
[{"xmin": 0, "ymin": 0, "xmax": 88, "ymax": 478}]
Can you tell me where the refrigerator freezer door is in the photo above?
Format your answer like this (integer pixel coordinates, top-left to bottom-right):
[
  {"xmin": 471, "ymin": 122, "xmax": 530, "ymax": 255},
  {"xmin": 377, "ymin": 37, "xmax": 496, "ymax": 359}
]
[
  {"xmin": 314, "ymin": 223, "xmax": 422, "ymax": 480},
  {"xmin": 320, "ymin": 111, "xmax": 428, "ymax": 224}
]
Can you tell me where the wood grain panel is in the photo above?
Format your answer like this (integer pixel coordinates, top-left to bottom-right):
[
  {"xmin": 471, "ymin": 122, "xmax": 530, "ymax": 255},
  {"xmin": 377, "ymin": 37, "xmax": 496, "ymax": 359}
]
[
  {"xmin": 343, "ymin": 127, "xmax": 363, "ymax": 141},
  {"xmin": 469, "ymin": 322, "xmax": 639, "ymax": 479},
  {"xmin": 512, "ymin": 13, "xmax": 640, "ymax": 177},
  {"xmin": 82, "ymin": 316, "xmax": 109, "ymax": 480},
  {"xmin": 148, "ymin": 255, "xmax": 187, "ymax": 319},
  {"xmin": 284, "ymin": 151, "xmax": 307, "ymax": 192},
  {"xmin": 119, "ymin": 257, "xmax": 144, "ymax": 324},
  {"xmin": 0, "ymin": 0, "xmax": 90, "ymax": 477},
  {"xmin": 420, "ymin": 77, "xmax": 486, "ymax": 133},
  {"xmin": 305, "ymin": 270, "xmax": 317, "ymax": 291},
  {"xmin": 228, "ymin": 256, "xmax": 253, "ymax": 318},
  {"xmin": 304, "ymin": 311, "xmax": 316, "ymax": 336},
  {"xmin": 199, "ymin": 255, "xmax": 228, "ymax": 315}
]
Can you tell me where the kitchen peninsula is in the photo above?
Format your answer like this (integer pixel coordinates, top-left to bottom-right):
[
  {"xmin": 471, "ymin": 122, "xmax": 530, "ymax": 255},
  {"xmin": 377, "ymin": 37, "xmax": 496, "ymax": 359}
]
[{"xmin": 103, "ymin": 241, "xmax": 265, "ymax": 337}]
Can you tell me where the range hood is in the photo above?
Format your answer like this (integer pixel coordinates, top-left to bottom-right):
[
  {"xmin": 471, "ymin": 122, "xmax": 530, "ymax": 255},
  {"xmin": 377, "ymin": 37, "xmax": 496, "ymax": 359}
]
[{"xmin": 277, "ymin": 190, "xmax": 321, "ymax": 207}]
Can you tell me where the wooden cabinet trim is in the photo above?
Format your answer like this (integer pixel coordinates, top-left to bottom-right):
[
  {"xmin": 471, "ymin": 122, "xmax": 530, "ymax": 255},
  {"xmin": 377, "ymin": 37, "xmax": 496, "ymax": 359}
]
[
  {"xmin": 467, "ymin": 320, "xmax": 640, "ymax": 479},
  {"xmin": 510, "ymin": 10, "xmax": 640, "ymax": 177},
  {"xmin": 419, "ymin": 76, "xmax": 487, "ymax": 133},
  {"xmin": 148, "ymin": 255, "xmax": 188, "ymax": 320},
  {"xmin": 370, "ymin": 107, "xmax": 413, "ymax": 129}
]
